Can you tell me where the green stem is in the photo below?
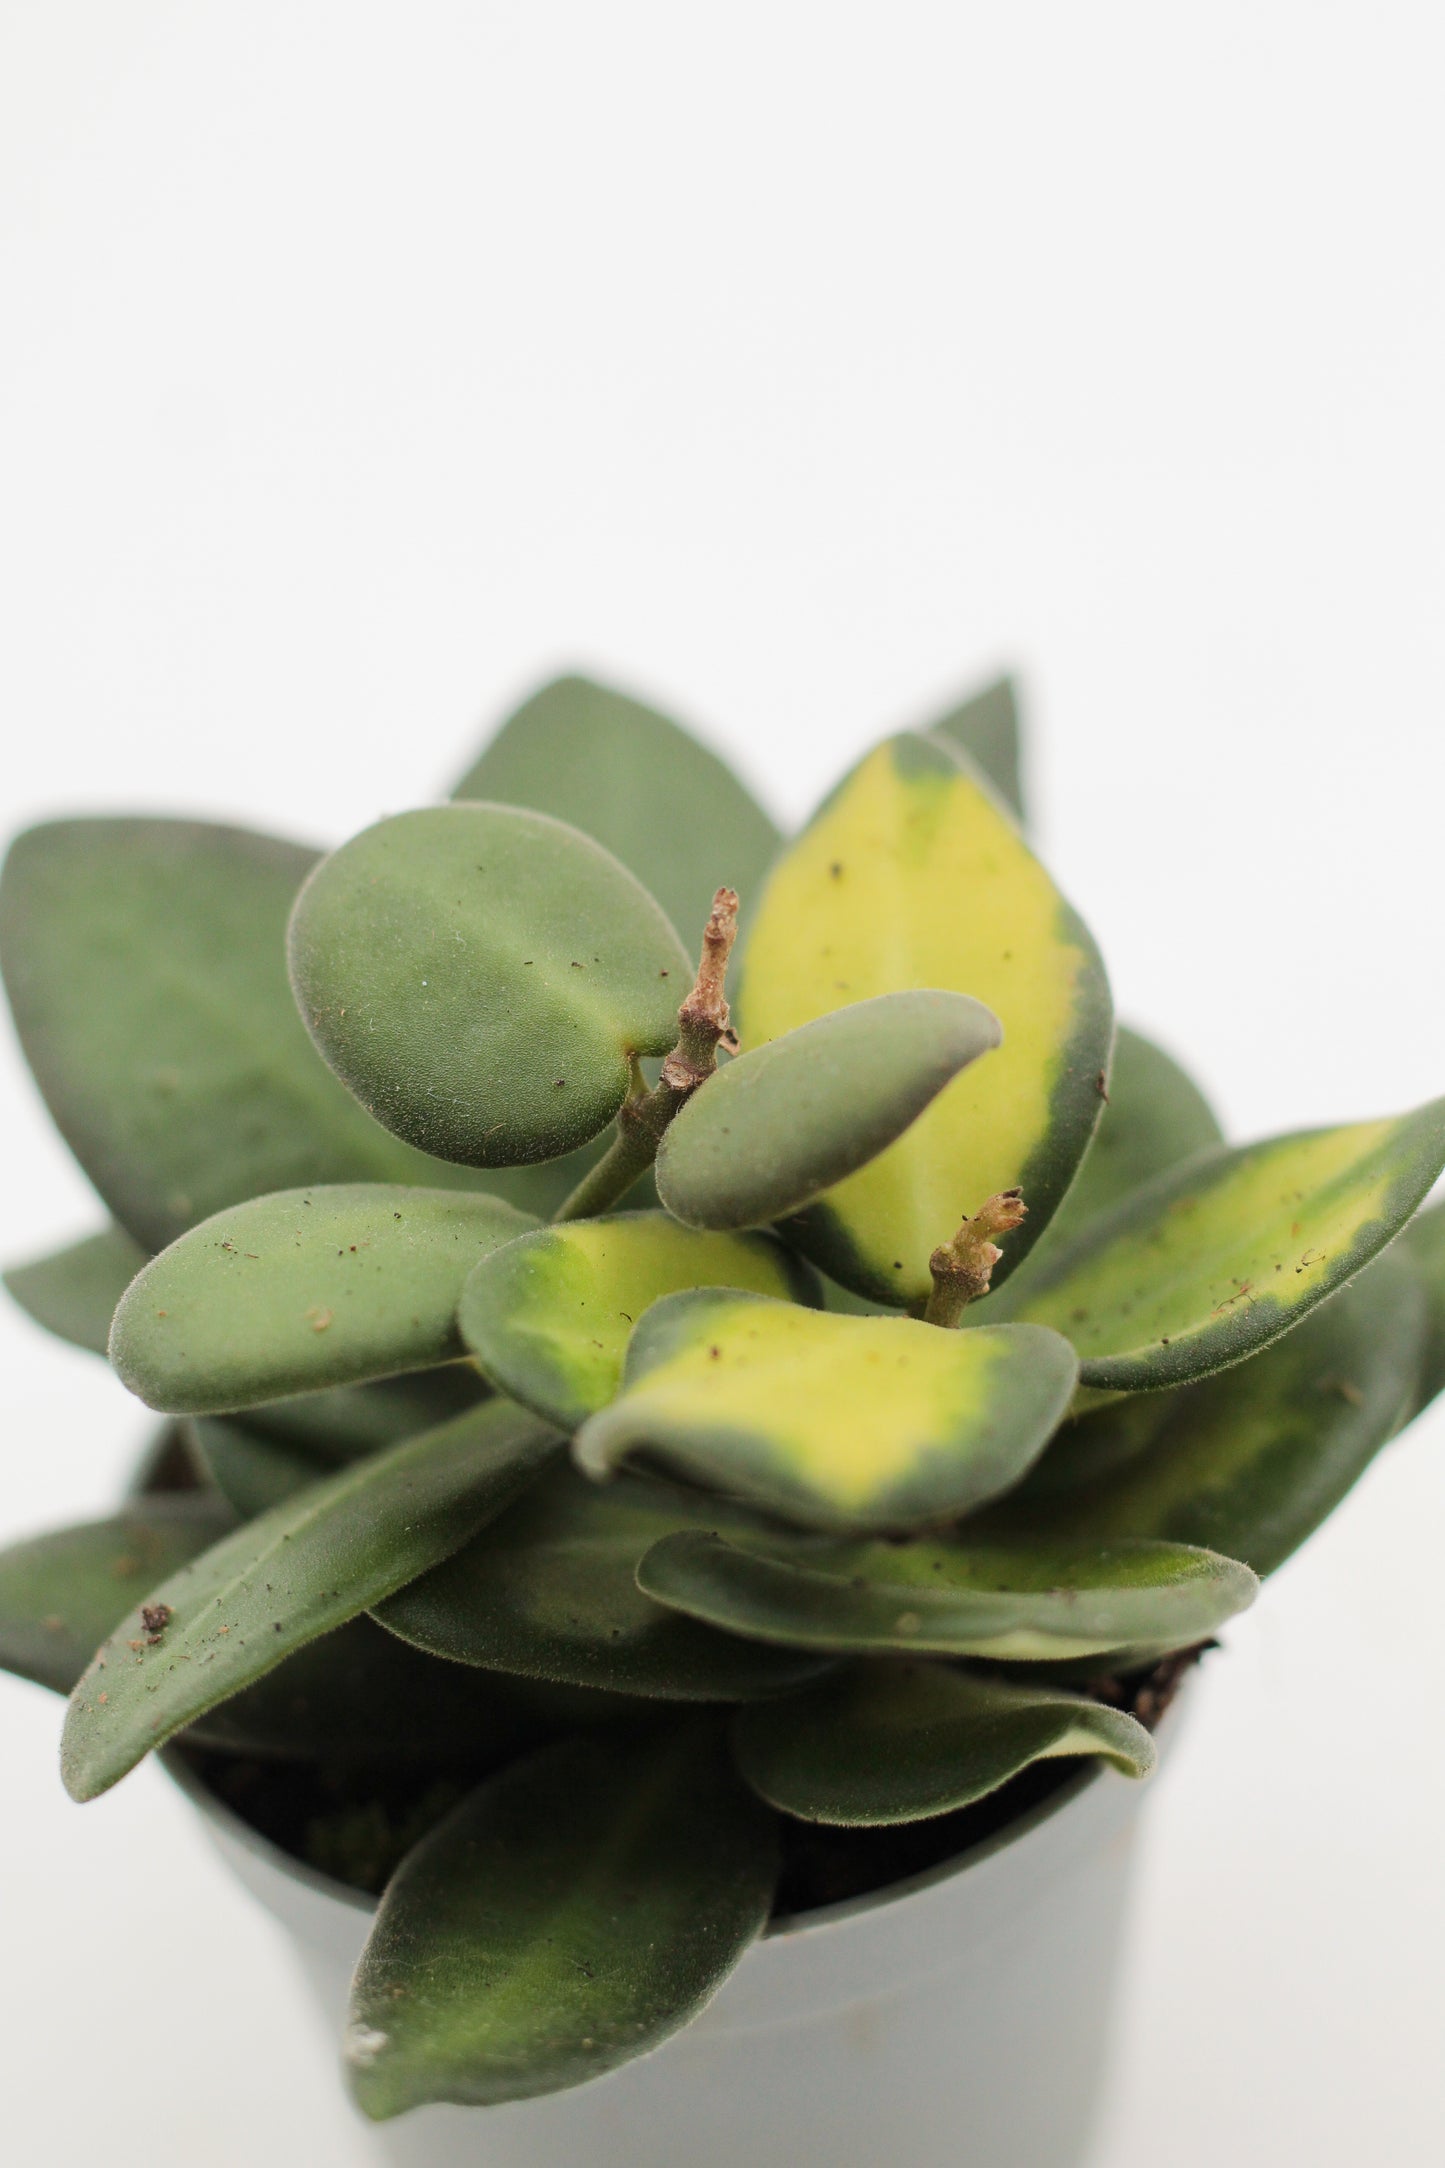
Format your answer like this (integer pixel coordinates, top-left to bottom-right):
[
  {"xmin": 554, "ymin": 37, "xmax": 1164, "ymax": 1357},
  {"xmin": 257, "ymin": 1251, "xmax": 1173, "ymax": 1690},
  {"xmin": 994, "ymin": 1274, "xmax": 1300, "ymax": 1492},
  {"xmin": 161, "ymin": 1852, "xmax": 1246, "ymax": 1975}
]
[{"xmin": 552, "ymin": 1081, "xmax": 678, "ymax": 1221}]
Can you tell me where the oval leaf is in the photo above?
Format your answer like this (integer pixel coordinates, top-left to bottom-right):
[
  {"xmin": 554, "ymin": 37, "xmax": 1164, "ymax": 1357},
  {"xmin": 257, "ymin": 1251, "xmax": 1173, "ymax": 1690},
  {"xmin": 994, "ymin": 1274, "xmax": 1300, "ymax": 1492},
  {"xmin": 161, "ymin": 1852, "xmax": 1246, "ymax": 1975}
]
[
  {"xmin": 923, "ymin": 673, "xmax": 1026, "ymax": 823},
  {"xmin": 187, "ymin": 1419, "xmax": 326, "ymax": 1518},
  {"xmin": 638, "ymin": 1527, "xmax": 1257, "ymax": 1663},
  {"xmin": 737, "ymin": 733, "xmax": 1112, "ymax": 1305},
  {"xmin": 998, "ymin": 1099, "xmax": 1445, "ymax": 1392},
  {"xmin": 109, "ymin": 1184, "xmax": 533, "ymax": 1414},
  {"xmin": 452, "ymin": 673, "xmax": 781, "ymax": 954},
  {"xmin": 288, "ymin": 804, "xmax": 690, "ymax": 1168},
  {"xmin": 0, "ymin": 819, "xmax": 547, "ymax": 1248},
  {"xmin": 239, "ymin": 1365, "xmax": 491, "ymax": 1466},
  {"xmin": 575, "ymin": 1291, "xmax": 1079, "ymax": 1534},
  {"xmin": 60, "ymin": 1398, "xmax": 560, "ymax": 1799},
  {"xmin": 3, "ymin": 1223, "xmax": 149, "ymax": 1356},
  {"xmin": 985, "ymin": 1247, "xmax": 1427, "ymax": 1577},
  {"xmin": 734, "ymin": 1660, "xmax": 1155, "ymax": 1825},
  {"xmin": 460, "ymin": 1212, "xmax": 817, "ymax": 1431},
  {"xmin": 656, "ymin": 990, "xmax": 1002, "ymax": 1231},
  {"xmin": 373, "ymin": 1460, "xmax": 829, "ymax": 1701},
  {"xmin": 346, "ymin": 1723, "xmax": 778, "ymax": 2116}
]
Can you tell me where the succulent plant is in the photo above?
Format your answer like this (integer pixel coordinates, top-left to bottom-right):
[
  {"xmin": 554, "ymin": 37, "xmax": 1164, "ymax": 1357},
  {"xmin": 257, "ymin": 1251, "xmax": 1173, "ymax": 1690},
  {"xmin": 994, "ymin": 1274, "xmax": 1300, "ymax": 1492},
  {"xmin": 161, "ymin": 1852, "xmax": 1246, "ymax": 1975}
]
[{"xmin": 3, "ymin": 671, "xmax": 1444, "ymax": 2121}]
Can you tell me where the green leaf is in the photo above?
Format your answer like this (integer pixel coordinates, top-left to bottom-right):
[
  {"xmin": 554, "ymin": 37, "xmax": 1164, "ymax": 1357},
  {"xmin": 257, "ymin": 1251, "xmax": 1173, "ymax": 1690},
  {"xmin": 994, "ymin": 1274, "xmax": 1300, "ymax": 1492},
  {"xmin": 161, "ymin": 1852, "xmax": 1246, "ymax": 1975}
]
[
  {"xmin": 373, "ymin": 1460, "xmax": 830, "ymax": 1701},
  {"xmin": 0, "ymin": 818, "xmax": 528, "ymax": 1250},
  {"xmin": 1399, "ymin": 1196, "xmax": 1445, "ymax": 1411},
  {"xmin": 288, "ymin": 804, "xmax": 691, "ymax": 1169},
  {"xmin": 983, "ymin": 1247, "xmax": 1427, "ymax": 1578},
  {"xmin": 60, "ymin": 1397, "xmax": 560, "ymax": 1799},
  {"xmin": 346, "ymin": 1723, "xmax": 778, "ymax": 2116},
  {"xmin": 3, "ymin": 1224, "xmax": 149, "ymax": 1356},
  {"xmin": 0, "ymin": 1499, "xmax": 234, "ymax": 1694},
  {"xmin": 733, "ymin": 1660, "xmax": 1155, "ymax": 1825},
  {"xmin": 239, "ymin": 1366, "xmax": 491, "ymax": 1466},
  {"xmin": 451, "ymin": 673, "xmax": 782, "ymax": 951},
  {"xmin": 1027, "ymin": 1025, "xmax": 1223, "ymax": 1259},
  {"xmin": 737, "ymin": 733, "xmax": 1112, "ymax": 1305},
  {"xmin": 575, "ymin": 1291, "xmax": 1079, "ymax": 1534},
  {"xmin": 109, "ymin": 1183, "xmax": 533, "ymax": 1414},
  {"xmin": 656, "ymin": 991, "xmax": 1002, "ymax": 1231},
  {"xmin": 459, "ymin": 1212, "xmax": 818, "ymax": 1432},
  {"xmin": 638, "ymin": 1527, "xmax": 1257, "ymax": 1664},
  {"xmin": 996, "ymin": 1099, "xmax": 1445, "ymax": 1392},
  {"xmin": 923, "ymin": 674, "xmax": 1026, "ymax": 822},
  {"xmin": 187, "ymin": 1419, "xmax": 325, "ymax": 1518}
]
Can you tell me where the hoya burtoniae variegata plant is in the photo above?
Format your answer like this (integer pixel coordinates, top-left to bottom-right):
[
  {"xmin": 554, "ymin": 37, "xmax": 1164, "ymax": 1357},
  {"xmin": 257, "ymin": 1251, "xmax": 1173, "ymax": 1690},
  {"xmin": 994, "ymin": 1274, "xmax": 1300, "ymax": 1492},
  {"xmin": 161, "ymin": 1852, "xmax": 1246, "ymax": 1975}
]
[{"xmin": 3, "ymin": 670, "xmax": 1445, "ymax": 2119}]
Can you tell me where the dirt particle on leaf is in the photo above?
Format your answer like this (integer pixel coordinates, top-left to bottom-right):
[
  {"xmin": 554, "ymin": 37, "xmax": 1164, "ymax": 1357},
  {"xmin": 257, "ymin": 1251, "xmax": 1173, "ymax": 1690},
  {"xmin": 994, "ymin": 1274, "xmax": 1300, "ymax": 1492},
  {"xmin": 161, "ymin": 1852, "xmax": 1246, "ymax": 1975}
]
[
  {"xmin": 307, "ymin": 1306, "xmax": 334, "ymax": 1333},
  {"xmin": 141, "ymin": 1603, "xmax": 173, "ymax": 1636}
]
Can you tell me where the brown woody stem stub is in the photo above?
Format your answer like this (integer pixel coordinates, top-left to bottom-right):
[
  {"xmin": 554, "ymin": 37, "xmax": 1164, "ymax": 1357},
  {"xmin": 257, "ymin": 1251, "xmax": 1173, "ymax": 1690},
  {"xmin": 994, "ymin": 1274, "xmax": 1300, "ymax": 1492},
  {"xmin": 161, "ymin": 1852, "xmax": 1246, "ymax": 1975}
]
[{"xmin": 923, "ymin": 1189, "xmax": 1028, "ymax": 1326}]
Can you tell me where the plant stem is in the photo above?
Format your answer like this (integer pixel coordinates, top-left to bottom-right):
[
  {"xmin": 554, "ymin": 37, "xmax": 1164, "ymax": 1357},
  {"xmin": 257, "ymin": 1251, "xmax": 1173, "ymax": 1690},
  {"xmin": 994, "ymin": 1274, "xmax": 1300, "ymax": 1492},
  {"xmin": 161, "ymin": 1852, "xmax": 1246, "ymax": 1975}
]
[
  {"xmin": 552, "ymin": 889, "xmax": 740, "ymax": 1223},
  {"xmin": 923, "ymin": 1189, "xmax": 1028, "ymax": 1326}
]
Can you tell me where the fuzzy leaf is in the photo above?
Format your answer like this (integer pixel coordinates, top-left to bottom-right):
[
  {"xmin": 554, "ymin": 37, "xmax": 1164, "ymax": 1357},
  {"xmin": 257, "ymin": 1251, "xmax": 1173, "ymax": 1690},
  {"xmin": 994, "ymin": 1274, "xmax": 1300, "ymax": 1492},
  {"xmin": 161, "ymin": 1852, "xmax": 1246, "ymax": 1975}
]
[
  {"xmin": 575, "ymin": 1291, "xmax": 1079, "ymax": 1534},
  {"xmin": 187, "ymin": 1420, "xmax": 326, "ymax": 1518},
  {"xmin": 997, "ymin": 1099, "xmax": 1445, "ymax": 1392},
  {"xmin": 459, "ymin": 1213, "xmax": 817, "ymax": 1431},
  {"xmin": 374, "ymin": 1461, "xmax": 829, "ymax": 1701},
  {"xmin": 0, "ymin": 819, "xmax": 549, "ymax": 1249},
  {"xmin": 923, "ymin": 674, "xmax": 1026, "ymax": 822},
  {"xmin": 288, "ymin": 804, "xmax": 690, "ymax": 1169},
  {"xmin": 451, "ymin": 674, "xmax": 781, "ymax": 955},
  {"xmin": 1399, "ymin": 1197, "xmax": 1445, "ymax": 1411},
  {"xmin": 984, "ymin": 1248, "xmax": 1427, "ymax": 1577},
  {"xmin": 737, "ymin": 733, "xmax": 1111, "ymax": 1305},
  {"xmin": 656, "ymin": 991, "xmax": 1002, "ymax": 1231},
  {"xmin": 733, "ymin": 1660, "xmax": 1154, "ymax": 1825},
  {"xmin": 0, "ymin": 1499, "xmax": 234, "ymax": 1694},
  {"xmin": 239, "ymin": 1367, "xmax": 491, "ymax": 1466},
  {"xmin": 109, "ymin": 1184, "xmax": 532, "ymax": 1414},
  {"xmin": 638, "ymin": 1527, "xmax": 1257, "ymax": 1664},
  {"xmin": 3, "ymin": 1224, "xmax": 149, "ymax": 1356},
  {"xmin": 346, "ymin": 1724, "xmax": 778, "ymax": 2116},
  {"xmin": 60, "ymin": 1398, "xmax": 559, "ymax": 1799}
]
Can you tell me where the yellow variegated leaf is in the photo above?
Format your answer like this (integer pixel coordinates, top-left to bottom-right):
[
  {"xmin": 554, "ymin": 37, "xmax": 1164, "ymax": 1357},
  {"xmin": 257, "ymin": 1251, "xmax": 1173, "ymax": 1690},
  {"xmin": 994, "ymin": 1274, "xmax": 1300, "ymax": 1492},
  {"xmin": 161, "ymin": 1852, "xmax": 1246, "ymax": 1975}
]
[
  {"xmin": 738, "ymin": 733, "xmax": 1111, "ymax": 1305},
  {"xmin": 574, "ymin": 1290, "xmax": 1078, "ymax": 1533}
]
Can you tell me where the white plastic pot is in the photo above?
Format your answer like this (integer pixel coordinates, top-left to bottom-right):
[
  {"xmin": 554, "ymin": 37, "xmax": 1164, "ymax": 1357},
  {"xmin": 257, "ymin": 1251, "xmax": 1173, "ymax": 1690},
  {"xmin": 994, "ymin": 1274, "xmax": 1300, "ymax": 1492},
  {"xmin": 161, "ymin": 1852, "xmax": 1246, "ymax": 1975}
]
[{"xmin": 175, "ymin": 1698, "xmax": 1182, "ymax": 2168}]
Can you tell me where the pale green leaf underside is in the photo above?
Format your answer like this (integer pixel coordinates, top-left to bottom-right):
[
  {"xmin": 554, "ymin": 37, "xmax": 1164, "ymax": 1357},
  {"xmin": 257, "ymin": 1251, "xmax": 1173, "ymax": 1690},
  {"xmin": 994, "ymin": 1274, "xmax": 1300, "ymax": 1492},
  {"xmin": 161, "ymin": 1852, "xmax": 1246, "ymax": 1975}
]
[
  {"xmin": 638, "ymin": 1528, "xmax": 1257, "ymax": 1664},
  {"xmin": 61, "ymin": 1399, "xmax": 560, "ymax": 1799},
  {"xmin": 373, "ymin": 1461, "xmax": 830, "ymax": 1701},
  {"xmin": 733, "ymin": 1660, "xmax": 1154, "ymax": 1825},
  {"xmin": 459, "ymin": 1213, "xmax": 817, "ymax": 1432},
  {"xmin": 288, "ymin": 803, "xmax": 690, "ymax": 1169},
  {"xmin": 109, "ymin": 1184, "xmax": 533, "ymax": 1414},
  {"xmin": 347, "ymin": 1725, "xmax": 777, "ymax": 2117},
  {"xmin": 451, "ymin": 673, "xmax": 781, "ymax": 955},
  {"xmin": 3, "ymin": 1224, "xmax": 150, "ymax": 1357},
  {"xmin": 997, "ymin": 1100, "xmax": 1445, "ymax": 1391},
  {"xmin": 656, "ymin": 990, "xmax": 1001, "ymax": 1231},
  {"xmin": 576, "ymin": 1291, "xmax": 1079, "ymax": 1534}
]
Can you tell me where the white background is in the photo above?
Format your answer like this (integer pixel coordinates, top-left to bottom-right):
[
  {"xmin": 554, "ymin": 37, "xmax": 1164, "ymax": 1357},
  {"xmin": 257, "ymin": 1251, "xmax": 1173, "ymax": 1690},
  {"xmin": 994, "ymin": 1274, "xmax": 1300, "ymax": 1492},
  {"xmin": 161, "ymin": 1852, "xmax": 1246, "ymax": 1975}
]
[{"xmin": 2, "ymin": 4, "xmax": 1443, "ymax": 2160}]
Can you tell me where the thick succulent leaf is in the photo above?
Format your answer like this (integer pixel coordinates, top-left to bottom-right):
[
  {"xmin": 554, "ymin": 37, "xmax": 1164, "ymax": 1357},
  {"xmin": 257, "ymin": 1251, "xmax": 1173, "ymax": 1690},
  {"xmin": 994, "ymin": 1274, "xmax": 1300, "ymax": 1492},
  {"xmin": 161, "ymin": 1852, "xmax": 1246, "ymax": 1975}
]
[
  {"xmin": 60, "ymin": 1398, "xmax": 560, "ymax": 1800},
  {"xmin": 288, "ymin": 804, "xmax": 690, "ymax": 1169},
  {"xmin": 1399, "ymin": 1197, "xmax": 1445, "ymax": 1411},
  {"xmin": 459, "ymin": 1213, "xmax": 817, "ymax": 1432},
  {"xmin": 187, "ymin": 1419, "xmax": 326, "ymax": 1518},
  {"xmin": 451, "ymin": 673, "xmax": 781, "ymax": 954},
  {"xmin": 923, "ymin": 674, "xmax": 1026, "ymax": 822},
  {"xmin": 0, "ymin": 1499, "xmax": 234, "ymax": 1694},
  {"xmin": 241, "ymin": 1366, "xmax": 490, "ymax": 1466},
  {"xmin": 0, "ymin": 819, "xmax": 528, "ymax": 1250},
  {"xmin": 3, "ymin": 1224, "xmax": 149, "ymax": 1356},
  {"xmin": 737, "ymin": 733, "xmax": 1112, "ymax": 1305},
  {"xmin": 638, "ymin": 1527, "xmax": 1257, "ymax": 1663},
  {"xmin": 997, "ymin": 1100, "xmax": 1445, "ymax": 1392},
  {"xmin": 575, "ymin": 1291, "xmax": 1079, "ymax": 1534},
  {"xmin": 1028, "ymin": 1025, "xmax": 1223, "ymax": 1259},
  {"xmin": 109, "ymin": 1184, "xmax": 532, "ymax": 1414},
  {"xmin": 346, "ymin": 1724, "xmax": 778, "ymax": 2117},
  {"xmin": 733, "ymin": 1660, "xmax": 1154, "ymax": 1825},
  {"xmin": 374, "ymin": 1461, "xmax": 829, "ymax": 1701},
  {"xmin": 656, "ymin": 991, "xmax": 1002, "ymax": 1231},
  {"xmin": 984, "ymin": 1248, "xmax": 1427, "ymax": 1577}
]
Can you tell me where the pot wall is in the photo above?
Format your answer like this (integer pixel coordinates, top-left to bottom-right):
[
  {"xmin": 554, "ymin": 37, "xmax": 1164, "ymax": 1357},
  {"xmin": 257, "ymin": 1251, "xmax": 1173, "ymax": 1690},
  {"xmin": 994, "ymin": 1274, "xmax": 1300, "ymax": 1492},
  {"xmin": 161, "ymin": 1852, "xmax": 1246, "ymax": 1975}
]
[{"xmin": 181, "ymin": 1721, "xmax": 1175, "ymax": 2168}]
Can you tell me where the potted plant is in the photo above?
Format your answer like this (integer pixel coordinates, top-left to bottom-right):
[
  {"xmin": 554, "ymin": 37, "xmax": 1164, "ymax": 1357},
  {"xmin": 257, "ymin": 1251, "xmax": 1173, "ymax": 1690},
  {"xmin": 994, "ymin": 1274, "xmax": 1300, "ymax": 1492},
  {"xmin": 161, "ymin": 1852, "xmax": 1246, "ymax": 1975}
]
[{"xmin": 2, "ymin": 673, "xmax": 1442, "ymax": 2166}]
